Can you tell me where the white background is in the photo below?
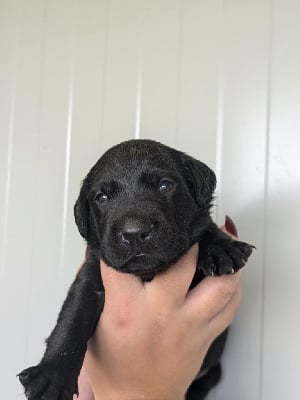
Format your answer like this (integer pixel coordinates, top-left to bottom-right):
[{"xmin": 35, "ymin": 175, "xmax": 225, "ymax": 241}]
[{"xmin": 0, "ymin": 1, "xmax": 299, "ymax": 399}]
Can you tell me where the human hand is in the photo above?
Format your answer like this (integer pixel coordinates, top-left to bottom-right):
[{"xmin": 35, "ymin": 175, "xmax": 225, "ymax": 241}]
[{"xmin": 80, "ymin": 220, "xmax": 241, "ymax": 400}]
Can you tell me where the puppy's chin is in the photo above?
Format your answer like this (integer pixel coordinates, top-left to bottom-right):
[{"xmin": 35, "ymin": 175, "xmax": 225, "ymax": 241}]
[{"xmin": 101, "ymin": 253, "xmax": 174, "ymax": 282}]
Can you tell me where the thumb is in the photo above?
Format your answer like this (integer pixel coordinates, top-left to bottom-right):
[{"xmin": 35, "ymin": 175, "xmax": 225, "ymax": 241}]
[{"xmin": 185, "ymin": 272, "xmax": 241, "ymax": 321}]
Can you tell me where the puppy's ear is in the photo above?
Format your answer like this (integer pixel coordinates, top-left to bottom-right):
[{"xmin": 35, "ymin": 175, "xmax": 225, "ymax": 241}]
[
  {"xmin": 180, "ymin": 153, "xmax": 216, "ymax": 208},
  {"xmin": 74, "ymin": 182, "xmax": 89, "ymax": 240}
]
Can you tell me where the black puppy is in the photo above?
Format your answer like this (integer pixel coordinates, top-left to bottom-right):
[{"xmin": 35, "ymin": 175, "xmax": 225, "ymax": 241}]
[{"xmin": 18, "ymin": 139, "xmax": 253, "ymax": 400}]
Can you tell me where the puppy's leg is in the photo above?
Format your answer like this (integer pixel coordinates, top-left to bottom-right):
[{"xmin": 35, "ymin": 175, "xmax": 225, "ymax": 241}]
[
  {"xmin": 198, "ymin": 222, "xmax": 254, "ymax": 276},
  {"xmin": 18, "ymin": 257, "xmax": 104, "ymax": 400}
]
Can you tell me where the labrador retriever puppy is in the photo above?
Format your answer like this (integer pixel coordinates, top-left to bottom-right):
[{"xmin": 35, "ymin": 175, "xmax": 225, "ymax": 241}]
[{"xmin": 18, "ymin": 139, "xmax": 253, "ymax": 400}]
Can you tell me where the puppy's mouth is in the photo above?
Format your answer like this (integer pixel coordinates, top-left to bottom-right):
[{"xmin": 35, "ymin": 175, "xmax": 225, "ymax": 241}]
[
  {"xmin": 120, "ymin": 253, "xmax": 169, "ymax": 281},
  {"xmin": 124, "ymin": 252, "xmax": 156, "ymax": 268},
  {"xmin": 133, "ymin": 252, "xmax": 146, "ymax": 258}
]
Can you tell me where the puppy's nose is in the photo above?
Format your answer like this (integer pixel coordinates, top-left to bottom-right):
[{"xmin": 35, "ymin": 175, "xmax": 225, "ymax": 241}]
[{"xmin": 121, "ymin": 219, "xmax": 154, "ymax": 246}]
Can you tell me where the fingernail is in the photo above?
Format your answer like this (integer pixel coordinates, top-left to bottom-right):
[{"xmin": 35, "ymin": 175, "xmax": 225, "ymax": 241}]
[{"xmin": 225, "ymin": 215, "xmax": 238, "ymax": 236}]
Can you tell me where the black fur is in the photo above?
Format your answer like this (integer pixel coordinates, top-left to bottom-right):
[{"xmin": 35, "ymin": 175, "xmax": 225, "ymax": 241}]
[{"xmin": 18, "ymin": 139, "xmax": 254, "ymax": 399}]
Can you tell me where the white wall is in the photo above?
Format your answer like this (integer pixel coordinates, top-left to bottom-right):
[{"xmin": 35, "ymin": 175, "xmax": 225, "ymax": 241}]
[{"xmin": 0, "ymin": 1, "xmax": 299, "ymax": 399}]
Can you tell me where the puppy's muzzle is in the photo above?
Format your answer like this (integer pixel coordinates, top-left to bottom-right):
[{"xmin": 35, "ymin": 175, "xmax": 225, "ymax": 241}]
[{"xmin": 120, "ymin": 218, "xmax": 155, "ymax": 247}]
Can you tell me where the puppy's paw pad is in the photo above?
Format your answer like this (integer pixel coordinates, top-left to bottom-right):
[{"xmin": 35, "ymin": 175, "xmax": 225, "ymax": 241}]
[{"xmin": 18, "ymin": 364, "xmax": 78, "ymax": 400}]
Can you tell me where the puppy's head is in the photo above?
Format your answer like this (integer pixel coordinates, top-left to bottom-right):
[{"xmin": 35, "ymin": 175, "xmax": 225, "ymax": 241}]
[{"xmin": 74, "ymin": 140, "xmax": 216, "ymax": 280}]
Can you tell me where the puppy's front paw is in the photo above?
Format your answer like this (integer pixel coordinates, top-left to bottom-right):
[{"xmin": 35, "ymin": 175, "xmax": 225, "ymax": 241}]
[
  {"xmin": 18, "ymin": 364, "xmax": 78, "ymax": 400},
  {"xmin": 199, "ymin": 239, "xmax": 254, "ymax": 276}
]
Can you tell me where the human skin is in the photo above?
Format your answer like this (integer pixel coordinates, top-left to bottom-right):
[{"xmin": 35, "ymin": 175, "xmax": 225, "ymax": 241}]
[{"xmin": 76, "ymin": 226, "xmax": 241, "ymax": 400}]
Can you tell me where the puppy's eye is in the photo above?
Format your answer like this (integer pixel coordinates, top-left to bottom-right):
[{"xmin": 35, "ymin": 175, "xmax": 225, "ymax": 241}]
[
  {"xmin": 159, "ymin": 179, "xmax": 175, "ymax": 192},
  {"xmin": 95, "ymin": 192, "xmax": 109, "ymax": 204}
]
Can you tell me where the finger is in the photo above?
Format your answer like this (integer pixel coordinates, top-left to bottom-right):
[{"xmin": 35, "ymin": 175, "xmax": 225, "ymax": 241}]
[
  {"xmin": 185, "ymin": 272, "xmax": 241, "ymax": 321},
  {"xmin": 76, "ymin": 368, "xmax": 94, "ymax": 400},
  {"xmin": 100, "ymin": 260, "xmax": 144, "ymax": 314},
  {"xmin": 221, "ymin": 215, "xmax": 238, "ymax": 240},
  {"xmin": 224, "ymin": 215, "xmax": 238, "ymax": 237},
  {"xmin": 220, "ymin": 225, "xmax": 238, "ymax": 240},
  {"xmin": 146, "ymin": 244, "xmax": 199, "ymax": 306},
  {"xmin": 100, "ymin": 260, "xmax": 143, "ymax": 291},
  {"xmin": 208, "ymin": 284, "xmax": 241, "ymax": 337}
]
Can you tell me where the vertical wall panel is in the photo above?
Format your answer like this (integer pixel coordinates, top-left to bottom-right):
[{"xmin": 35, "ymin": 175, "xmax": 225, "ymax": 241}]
[
  {"xmin": 212, "ymin": 1, "xmax": 270, "ymax": 399},
  {"xmin": 139, "ymin": 0, "xmax": 182, "ymax": 145},
  {"xmin": 177, "ymin": 0, "xmax": 222, "ymax": 169},
  {"xmin": 0, "ymin": 1, "xmax": 48, "ymax": 398},
  {"xmin": 0, "ymin": 0, "xmax": 23, "ymax": 274},
  {"xmin": 101, "ymin": 0, "xmax": 145, "ymax": 146},
  {"xmin": 262, "ymin": 1, "xmax": 300, "ymax": 398},
  {"xmin": 25, "ymin": 0, "xmax": 78, "ymax": 366},
  {"xmin": 61, "ymin": 0, "xmax": 109, "ymax": 291}
]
